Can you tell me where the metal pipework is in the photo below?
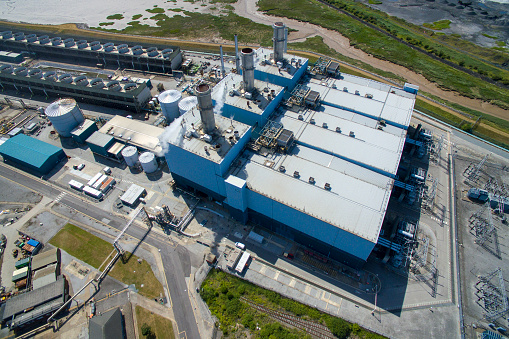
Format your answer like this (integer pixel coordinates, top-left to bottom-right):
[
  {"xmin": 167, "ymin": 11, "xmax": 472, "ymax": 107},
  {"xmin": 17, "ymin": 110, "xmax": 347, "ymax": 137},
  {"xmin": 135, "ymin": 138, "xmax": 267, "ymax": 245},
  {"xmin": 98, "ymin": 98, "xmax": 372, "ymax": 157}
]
[
  {"xmin": 241, "ymin": 48, "xmax": 255, "ymax": 93},
  {"xmin": 220, "ymin": 45, "xmax": 225, "ymax": 78},
  {"xmin": 196, "ymin": 83, "xmax": 215, "ymax": 133},
  {"xmin": 234, "ymin": 34, "xmax": 240, "ymax": 73},
  {"xmin": 273, "ymin": 22, "xmax": 286, "ymax": 62}
]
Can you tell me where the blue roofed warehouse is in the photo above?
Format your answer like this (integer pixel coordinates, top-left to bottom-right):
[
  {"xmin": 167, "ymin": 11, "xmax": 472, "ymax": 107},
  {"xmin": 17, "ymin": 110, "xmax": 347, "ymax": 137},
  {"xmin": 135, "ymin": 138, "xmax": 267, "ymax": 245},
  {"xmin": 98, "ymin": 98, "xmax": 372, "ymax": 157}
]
[{"xmin": 0, "ymin": 134, "xmax": 66, "ymax": 174}]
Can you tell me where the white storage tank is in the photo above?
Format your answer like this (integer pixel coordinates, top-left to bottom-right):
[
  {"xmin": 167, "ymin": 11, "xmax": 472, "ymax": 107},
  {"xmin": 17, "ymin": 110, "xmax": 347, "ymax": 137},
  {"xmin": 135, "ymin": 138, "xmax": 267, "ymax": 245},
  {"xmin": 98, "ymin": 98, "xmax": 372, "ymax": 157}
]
[
  {"xmin": 159, "ymin": 90, "xmax": 182, "ymax": 122},
  {"xmin": 178, "ymin": 96, "xmax": 198, "ymax": 115},
  {"xmin": 139, "ymin": 152, "xmax": 158, "ymax": 173},
  {"xmin": 122, "ymin": 146, "xmax": 139, "ymax": 167},
  {"xmin": 45, "ymin": 98, "xmax": 85, "ymax": 137}
]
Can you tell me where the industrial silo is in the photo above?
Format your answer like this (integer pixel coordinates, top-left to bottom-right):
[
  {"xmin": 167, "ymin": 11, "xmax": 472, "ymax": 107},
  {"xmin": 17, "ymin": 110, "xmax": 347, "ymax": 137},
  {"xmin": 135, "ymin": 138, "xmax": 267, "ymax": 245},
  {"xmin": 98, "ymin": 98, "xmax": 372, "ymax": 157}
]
[
  {"xmin": 139, "ymin": 152, "xmax": 158, "ymax": 173},
  {"xmin": 45, "ymin": 98, "xmax": 85, "ymax": 137},
  {"xmin": 158, "ymin": 90, "xmax": 182, "ymax": 122},
  {"xmin": 122, "ymin": 146, "xmax": 139, "ymax": 167},
  {"xmin": 178, "ymin": 96, "xmax": 198, "ymax": 116}
]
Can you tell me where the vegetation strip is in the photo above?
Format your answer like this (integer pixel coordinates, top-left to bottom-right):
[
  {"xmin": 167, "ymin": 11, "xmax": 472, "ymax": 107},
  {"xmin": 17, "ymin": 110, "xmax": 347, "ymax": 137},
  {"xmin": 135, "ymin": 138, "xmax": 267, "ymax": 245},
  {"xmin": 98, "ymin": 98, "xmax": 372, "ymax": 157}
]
[{"xmin": 200, "ymin": 269, "xmax": 385, "ymax": 338}]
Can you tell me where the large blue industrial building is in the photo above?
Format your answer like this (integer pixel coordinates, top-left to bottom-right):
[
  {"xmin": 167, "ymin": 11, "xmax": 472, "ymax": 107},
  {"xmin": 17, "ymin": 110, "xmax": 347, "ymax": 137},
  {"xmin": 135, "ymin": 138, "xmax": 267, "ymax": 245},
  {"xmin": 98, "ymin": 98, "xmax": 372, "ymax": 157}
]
[
  {"xmin": 0, "ymin": 134, "xmax": 66, "ymax": 174},
  {"xmin": 163, "ymin": 22, "xmax": 416, "ymax": 267}
]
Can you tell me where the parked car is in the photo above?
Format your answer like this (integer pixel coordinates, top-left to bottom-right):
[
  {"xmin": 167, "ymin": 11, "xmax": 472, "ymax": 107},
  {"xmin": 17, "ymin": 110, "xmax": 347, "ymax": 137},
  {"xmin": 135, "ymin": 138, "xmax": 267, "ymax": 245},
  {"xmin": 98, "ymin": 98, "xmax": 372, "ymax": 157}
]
[
  {"xmin": 77, "ymin": 163, "xmax": 85, "ymax": 170},
  {"xmin": 235, "ymin": 242, "xmax": 246, "ymax": 250}
]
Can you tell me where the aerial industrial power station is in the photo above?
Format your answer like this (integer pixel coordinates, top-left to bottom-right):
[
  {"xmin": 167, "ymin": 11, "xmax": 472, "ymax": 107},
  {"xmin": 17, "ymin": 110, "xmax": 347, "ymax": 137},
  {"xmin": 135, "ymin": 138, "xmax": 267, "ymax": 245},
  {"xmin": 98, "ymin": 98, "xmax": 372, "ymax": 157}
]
[{"xmin": 161, "ymin": 22, "xmax": 417, "ymax": 267}]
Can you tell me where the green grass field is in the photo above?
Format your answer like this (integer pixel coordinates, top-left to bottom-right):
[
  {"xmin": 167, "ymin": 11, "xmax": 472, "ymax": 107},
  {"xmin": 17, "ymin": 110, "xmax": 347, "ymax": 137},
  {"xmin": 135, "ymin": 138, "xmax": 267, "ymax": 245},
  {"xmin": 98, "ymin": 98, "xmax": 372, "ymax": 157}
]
[
  {"xmin": 50, "ymin": 224, "xmax": 164, "ymax": 299},
  {"xmin": 135, "ymin": 306, "xmax": 174, "ymax": 339},
  {"xmin": 423, "ymin": 20, "xmax": 451, "ymax": 30}
]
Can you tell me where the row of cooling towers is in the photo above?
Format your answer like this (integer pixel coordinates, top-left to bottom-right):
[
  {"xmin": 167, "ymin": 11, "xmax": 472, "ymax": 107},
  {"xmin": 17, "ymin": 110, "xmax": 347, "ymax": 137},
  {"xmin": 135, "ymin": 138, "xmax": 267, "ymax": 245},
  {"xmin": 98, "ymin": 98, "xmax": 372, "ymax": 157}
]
[
  {"xmin": 0, "ymin": 31, "xmax": 175, "ymax": 59},
  {"xmin": 0, "ymin": 64, "xmax": 141, "ymax": 93}
]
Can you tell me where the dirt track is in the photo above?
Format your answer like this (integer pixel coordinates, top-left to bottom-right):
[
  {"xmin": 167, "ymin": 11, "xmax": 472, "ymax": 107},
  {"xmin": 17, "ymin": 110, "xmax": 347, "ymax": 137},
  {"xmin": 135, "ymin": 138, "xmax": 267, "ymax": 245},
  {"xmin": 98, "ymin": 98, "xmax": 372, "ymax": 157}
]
[{"xmin": 233, "ymin": 0, "xmax": 509, "ymax": 121}]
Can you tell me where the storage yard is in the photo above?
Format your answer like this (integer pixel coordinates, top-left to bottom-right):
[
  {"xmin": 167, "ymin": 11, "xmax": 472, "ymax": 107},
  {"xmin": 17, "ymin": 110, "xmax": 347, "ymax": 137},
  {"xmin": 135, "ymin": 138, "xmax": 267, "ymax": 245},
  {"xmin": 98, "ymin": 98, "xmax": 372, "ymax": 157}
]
[{"xmin": 0, "ymin": 22, "xmax": 506, "ymax": 339}]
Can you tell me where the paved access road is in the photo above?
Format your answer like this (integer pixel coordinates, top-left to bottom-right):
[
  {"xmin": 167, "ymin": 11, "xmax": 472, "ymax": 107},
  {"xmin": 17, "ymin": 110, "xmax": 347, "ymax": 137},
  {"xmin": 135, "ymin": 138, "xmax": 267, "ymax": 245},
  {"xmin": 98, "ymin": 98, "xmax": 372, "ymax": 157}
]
[{"xmin": 0, "ymin": 164, "xmax": 200, "ymax": 339}]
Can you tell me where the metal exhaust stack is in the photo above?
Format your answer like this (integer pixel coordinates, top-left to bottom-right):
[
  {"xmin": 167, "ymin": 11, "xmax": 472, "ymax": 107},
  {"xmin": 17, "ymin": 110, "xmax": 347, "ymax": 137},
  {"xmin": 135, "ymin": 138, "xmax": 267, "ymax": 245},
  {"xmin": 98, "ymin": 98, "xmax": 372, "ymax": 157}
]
[
  {"xmin": 234, "ymin": 34, "xmax": 240, "ymax": 73},
  {"xmin": 196, "ymin": 83, "xmax": 215, "ymax": 134},
  {"xmin": 241, "ymin": 48, "xmax": 255, "ymax": 93},
  {"xmin": 220, "ymin": 45, "xmax": 225, "ymax": 77},
  {"xmin": 273, "ymin": 22, "xmax": 286, "ymax": 62}
]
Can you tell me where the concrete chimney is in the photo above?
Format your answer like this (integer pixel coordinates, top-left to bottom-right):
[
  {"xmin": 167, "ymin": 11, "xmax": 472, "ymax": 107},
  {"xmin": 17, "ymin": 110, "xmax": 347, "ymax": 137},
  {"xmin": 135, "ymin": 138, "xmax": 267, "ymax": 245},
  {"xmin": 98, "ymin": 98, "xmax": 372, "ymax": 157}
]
[
  {"xmin": 241, "ymin": 48, "xmax": 255, "ymax": 93},
  {"xmin": 234, "ymin": 34, "xmax": 240, "ymax": 73},
  {"xmin": 273, "ymin": 22, "xmax": 286, "ymax": 62},
  {"xmin": 220, "ymin": 45, "xmax": 225, "ymax": 78},
  {"xmin": 196, "ymin": 83, "xmax": 215, "ymax": 134}
]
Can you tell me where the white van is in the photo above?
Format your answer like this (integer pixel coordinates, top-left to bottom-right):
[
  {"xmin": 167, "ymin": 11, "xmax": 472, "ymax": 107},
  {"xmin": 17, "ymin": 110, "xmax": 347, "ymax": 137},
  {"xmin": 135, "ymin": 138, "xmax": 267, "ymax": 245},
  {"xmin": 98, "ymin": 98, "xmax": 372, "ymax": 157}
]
[
  {"xmin": 103, "ymin": 167, "xmax": 112, "ymax": 175},
  {"xmin": 235, "ymin": 242, "xmax": 246, "ymax": 250}
]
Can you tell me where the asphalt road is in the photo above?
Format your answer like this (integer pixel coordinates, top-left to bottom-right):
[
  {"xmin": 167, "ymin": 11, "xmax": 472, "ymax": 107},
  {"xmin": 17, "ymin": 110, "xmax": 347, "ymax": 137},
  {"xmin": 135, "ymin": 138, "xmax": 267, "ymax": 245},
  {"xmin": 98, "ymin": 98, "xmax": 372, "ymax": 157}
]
[{"xmin": 0, "ymin": 164, "xmax": 200, "ymax": 339}]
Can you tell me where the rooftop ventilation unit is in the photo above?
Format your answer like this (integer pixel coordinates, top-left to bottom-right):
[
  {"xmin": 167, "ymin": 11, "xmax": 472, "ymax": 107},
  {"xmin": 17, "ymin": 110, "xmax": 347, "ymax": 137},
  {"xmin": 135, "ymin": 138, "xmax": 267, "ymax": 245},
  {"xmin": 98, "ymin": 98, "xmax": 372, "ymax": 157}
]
[
  {"xmin": 322, "ymin": 122, "xmax": 328, "ymax": 129},
  {"xmin": 309, "ymin": 177, "xmax": 315, "ymax": 184},
  {"xmin": 355, "ymin": 90, "xmax": 360, "ymax": 95},
  {"xmin": 310, "ymin": 119, "xmax": 315, "ymax": 124},
  {"xmin": 298, "ymin": 115, "xmax": 304, "ymax": 120},
  {"xmin": 349, "ymin": 131, "xmax": 355, "ymax": 137},
  {"xmin": 51, "ymin": 37, "xmax": 62, "ymax": 46},
  {"xmin": 365, "ymin": 93, "xmax": 373, "ymax": 99},
  {"xmin": 324, "ymin": 183, "xmax": 331, "ymax": 190},
  {"xmin": 279, "ymin": 166, "xmax": 286, "ymax": 172},
  {"xmin": 336, "ymin": 127, "xmax": 341, "ymax": 133},
  {"xmin": 293, "ymin": 171, "xmax": 300, "ymax": 178},
  {"xmin": 26, "ymin": 34, "xmax": 37, "ymax": 43},
  {"xmin": 343, "ymin": 87, "xmax": 348, "ymax": 92},
  {"xmin": 39, "ymin": 35, "xmax": 50, "ymax": 44}
]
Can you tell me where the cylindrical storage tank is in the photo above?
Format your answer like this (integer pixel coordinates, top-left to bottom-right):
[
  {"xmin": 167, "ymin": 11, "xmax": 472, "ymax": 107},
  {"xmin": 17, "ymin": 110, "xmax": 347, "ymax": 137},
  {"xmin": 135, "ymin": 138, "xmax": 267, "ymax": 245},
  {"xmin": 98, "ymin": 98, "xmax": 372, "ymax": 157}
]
[
  {"xmin": 1, "ymin": 31, "xmax": 13, "ymax": 39},
  {"xmin": 196, "ymin": 84, "xmax": 215, "ymax": 133},
  {"xmin": 122, "ymin": 146, "xmax": 139, "ymax": 167},
  {"xmin": 14, "ymin": 32, "xmax": 25, "ymax": 41},
  {"xmin": 241, "ymin": 48, "xmax": 255, "ymax": 92},
  {"xmin": 39, "ymin": 35, "xmax": 50, "ymax": 44},
  {"xmin": 106, "ymin": 80, "xmax": 121, "ymax": 91},
  {"xmin": 44, "ymin": 71, "xmax": 57, "ymax": 81},
  {"xmin": 44, "ymin": 98, "xmax": 85, "ymax": 137},
  {"xmin": 273, "ymin": 22, "xmax": 286, "ymax": 62},
  {"xmin": 178, "ymin": 96, "xmax": 198, "ymax": 115},
  {"xmin": 90, "ymin": 78, "xmax": 105, "ymax": 88},
  {"xmin": 74, "ymin": 75, "xmax": 89, "ymax": 86},
  {"xmin": 51, "ymin": 37, "xmax": 62, "ymax": 46},
  {"xmin": 0, "ymin": 65, "xmax": 14, "ymax": 73},
  {"xmin": 64, "ymin": 38, "xmax": 75, "ymax": 47},
  {"xmin": 28, "ymin": 69, "xmax": 43, "ymax": 78},
  {"xmin": 14, "ymin": 67, "xmax": 28, "ymax": 76},
  {"xmin": 139, "ymin": 152, "xmax": 158, "ymax": 173},
  {"xmin": 159, "ymin": 89, "xmax": 182, "ymax": 122},
  {"xmin": 58, "ymin": 73, "xmax": 73, "ymax": 83},
  {"xmin": 26, "ymin": 34, "xmax": 37, "ymax": 43}
]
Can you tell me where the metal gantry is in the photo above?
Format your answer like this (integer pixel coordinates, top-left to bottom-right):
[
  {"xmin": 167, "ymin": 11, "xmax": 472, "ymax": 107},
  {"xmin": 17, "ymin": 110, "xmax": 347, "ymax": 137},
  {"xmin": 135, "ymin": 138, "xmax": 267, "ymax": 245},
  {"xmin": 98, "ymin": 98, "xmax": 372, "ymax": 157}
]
[
  {"xmin": 469, "ymin": 202, "xmax": 497, "ymax": 247},
  {"xmin": 464, "ymin": 153, "xmax": 490, "ymax": 183},
  {"xmin": 475, "ymin": 268, "xmax": 509, "ymax": 322},
  {"xmin": 430, "ymin": 135, "xmax": 444, "ymax": 164}
]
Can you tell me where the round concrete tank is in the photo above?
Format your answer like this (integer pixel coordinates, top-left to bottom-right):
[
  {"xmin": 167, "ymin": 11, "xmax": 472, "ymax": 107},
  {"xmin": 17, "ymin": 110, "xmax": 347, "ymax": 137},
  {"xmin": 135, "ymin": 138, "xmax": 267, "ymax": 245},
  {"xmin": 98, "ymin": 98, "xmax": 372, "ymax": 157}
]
[
  {"xmin": 45, "ymin": 98, "xmax": 85, "ymax": 137},
  {"xmin": 122, "ymin": 146, "xmax": 139, "ymax": 167},
  {"xmin": 178, "ymin": 96, "xmax": 198, "ymax": 115},
  {"xmin": 159, "ymin": 90, "xmax": 182, "ymax": 122},
  {"xmin": 139, "ymin": 152, "xmax": 158, "ymax": 173}
]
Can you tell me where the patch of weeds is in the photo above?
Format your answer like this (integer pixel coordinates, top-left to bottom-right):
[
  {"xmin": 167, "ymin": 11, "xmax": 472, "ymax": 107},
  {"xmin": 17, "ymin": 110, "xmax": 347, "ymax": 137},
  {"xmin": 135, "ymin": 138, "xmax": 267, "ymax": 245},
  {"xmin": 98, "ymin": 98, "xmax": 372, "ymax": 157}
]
[
  {"xmin": 106, "ymin": 14, "xmax": 124, "ymax": 20},
  {"xmin": 99, "ymin": 22, "xmax": 115, "ymax": 26},
  {"xmin": 146, "ymin": 7, "xmax": 165, "ymax": 14}
]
